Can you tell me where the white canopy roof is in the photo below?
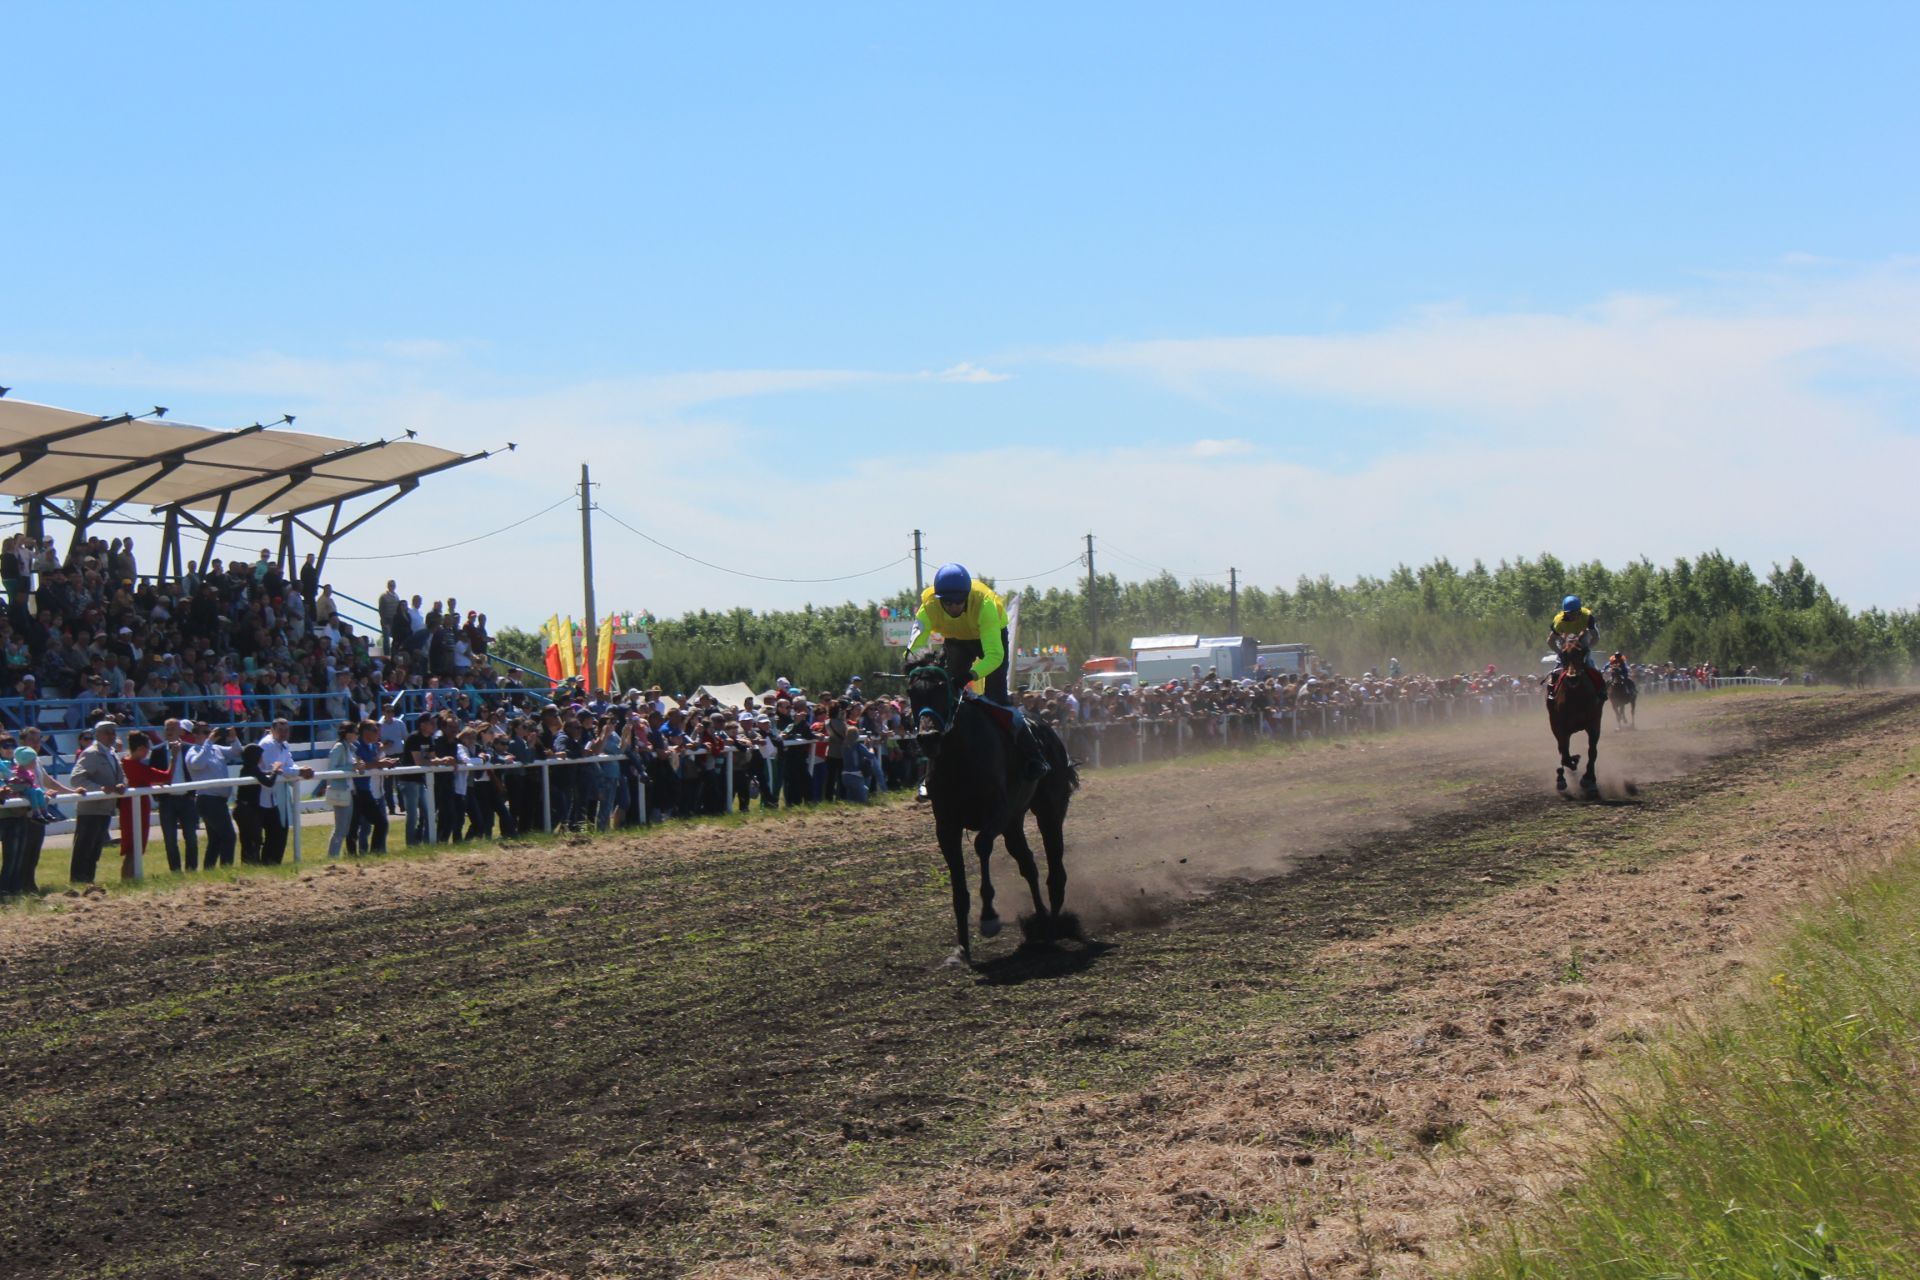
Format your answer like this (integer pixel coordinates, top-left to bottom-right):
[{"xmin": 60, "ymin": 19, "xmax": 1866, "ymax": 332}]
[{"xmin": 0, "ymin": 398, "xmax": 469, "ymax": 517}]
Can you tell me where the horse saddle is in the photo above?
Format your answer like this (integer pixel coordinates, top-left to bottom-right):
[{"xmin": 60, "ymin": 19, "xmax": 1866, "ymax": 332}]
[{"xmin": 967, "ymin": 695, "xmax": 1019, "ymax": 738}]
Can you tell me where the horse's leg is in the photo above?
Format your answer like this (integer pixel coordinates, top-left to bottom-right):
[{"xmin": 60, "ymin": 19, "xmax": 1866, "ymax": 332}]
[
  {"xmin": 1002, "ymin": 820, "xmax": 1047, "ymax": 919},
  {"xmin": 1000, "ymin": 819, "xmax": 1050, "ymax": 944},
  {"xmin": 1553, "ymin": 723, "xmax": 1571, "ymax": 791},
  {"xmin": 1040, "ymin": 806, "xmax": 1073, "ymax": 937},
  {"xmin": 938, "ymin": 819, "xmax": 971, "ymax": 965},
  {"xmin": 975, "ymin": 830, "xmax": 1002, "ymax": 938},
  {"xmin": 1582, "ymin": 716, "xmax": 1602, "ymax": 797}
]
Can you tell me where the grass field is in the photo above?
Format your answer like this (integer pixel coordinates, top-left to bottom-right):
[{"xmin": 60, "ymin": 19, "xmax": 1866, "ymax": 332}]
[
  {"xmin": 1, "ymin": 688, "xmax": 1916, "ymax": 1279},
  {"xmin": 1462, "ymin": 839, "xmax": 1920, "ymax": 1278}
]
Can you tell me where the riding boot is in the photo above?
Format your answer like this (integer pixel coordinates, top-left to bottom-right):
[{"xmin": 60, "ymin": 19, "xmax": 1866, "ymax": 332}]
[{"xmin": 1017, "ymin": 721, "xmax": 1051, "ymax": 783}]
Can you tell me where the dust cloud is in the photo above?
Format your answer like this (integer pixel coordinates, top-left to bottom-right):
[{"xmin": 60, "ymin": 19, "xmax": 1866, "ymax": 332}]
[{"xmin": 1044, "ymin": 696, "xmax": 1736, "ymax": 932}]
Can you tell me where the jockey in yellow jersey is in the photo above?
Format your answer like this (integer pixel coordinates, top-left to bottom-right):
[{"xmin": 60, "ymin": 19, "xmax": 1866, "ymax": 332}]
[
  {"xmin": 907, "ymin": 563, "xmax": 1049, "ymax": 780},
  {"xmin": 1548, "ymin": 594, "xmax": 1608, "ymax": 698}
]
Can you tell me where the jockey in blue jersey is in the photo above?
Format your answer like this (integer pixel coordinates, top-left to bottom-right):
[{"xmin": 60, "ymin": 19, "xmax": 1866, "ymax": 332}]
[{"xmin": 1548, "ymin": 594, "xmax": 1608, "ymax": 698}]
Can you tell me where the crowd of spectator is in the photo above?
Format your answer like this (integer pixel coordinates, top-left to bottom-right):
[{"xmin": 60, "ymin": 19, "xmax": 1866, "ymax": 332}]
[
  {"xmin": 0, "ymin": 603, "xmax": 1794, "ymax": 904},
  {"xmin": 1038, "ymin": 664, "xmax": 1532, "ymax": 732},
  {"xmin": 0, "ymin": 668, "xmax": 938, "ymax": 898},
  {"xmin": 0, "ymin": 534, "xmax": 527, "ymax": 744}
]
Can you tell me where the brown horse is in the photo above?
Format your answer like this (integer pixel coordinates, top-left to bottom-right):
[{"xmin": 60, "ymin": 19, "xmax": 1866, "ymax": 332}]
[
  {"xmin": 1546, "ymin": 645, "xmax": 1604, "ymax": 798},
  {"xmin": 1608, "ymin": 669, "xmax": 1637, "ymax": 729}
]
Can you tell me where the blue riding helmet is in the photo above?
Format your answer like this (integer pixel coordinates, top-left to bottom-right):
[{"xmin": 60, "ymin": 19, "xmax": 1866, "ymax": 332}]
[
  {"xmin": 1562, "ymin": 595, "xmax": 1583, "ymax": 613},
  {"xmin": 933, "ymin": 562, "xmax": 972, "ymax": 602}
]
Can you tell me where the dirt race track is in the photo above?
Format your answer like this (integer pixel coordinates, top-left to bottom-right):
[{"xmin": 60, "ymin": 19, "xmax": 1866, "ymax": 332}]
[{"xmin": 4, "ymin": 688, "xmax": 1919, "ymax": 1279}]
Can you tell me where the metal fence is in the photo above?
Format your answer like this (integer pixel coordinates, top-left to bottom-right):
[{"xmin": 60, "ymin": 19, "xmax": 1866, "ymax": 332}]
[
  {"xmin": 3, "ymin": 753, "xmax": 632, "ymax": 880},
  {"xmin": 0, "ymin": 677, "xmax": 555, "ymax": 769}
]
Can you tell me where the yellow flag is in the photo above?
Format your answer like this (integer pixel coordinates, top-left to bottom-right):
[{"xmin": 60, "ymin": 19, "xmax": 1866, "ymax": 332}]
[
  {"xmin": 560, "ymin": 615, "xmax": 580, "ymax": 677},
  {"xmin": 596, "ymin": 614, "xmax": 617, "ymax": 695}
]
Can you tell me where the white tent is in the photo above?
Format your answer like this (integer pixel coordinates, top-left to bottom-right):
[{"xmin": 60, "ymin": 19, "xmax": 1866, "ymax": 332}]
[{"xmin": 695, "ymin": 682, "xmax": 756, "ymax": 709}]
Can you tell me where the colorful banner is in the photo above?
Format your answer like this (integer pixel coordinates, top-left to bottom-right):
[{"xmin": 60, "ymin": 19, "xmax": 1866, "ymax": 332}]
[
  {"xmin": 542, "ymin": 614, "xmax": 566, "ymax": 684},
  {"xmin": 559, "ymin": 616, "xmax": 580, "ymax": 678},
  {"xmin": 595, "ymin": 613, "xmax": 617, "ymax": 694},
  {"xmin": 880, "ymin": 619, "xmax": 916, "ymax": 648}
]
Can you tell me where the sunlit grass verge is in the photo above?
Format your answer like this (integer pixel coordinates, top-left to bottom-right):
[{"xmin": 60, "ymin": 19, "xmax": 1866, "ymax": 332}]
[{"xmin": 1461, "ymin": 845, "xmax": 1920, "ymax": 1279}]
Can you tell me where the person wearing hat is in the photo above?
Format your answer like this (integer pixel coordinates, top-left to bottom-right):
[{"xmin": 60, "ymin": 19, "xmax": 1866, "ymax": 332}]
[
  {"xmin": 905, "ymin": 562, "xmax": 1049, "ymax": 781},
  {"xmin": 67, "ymin": 720, "xmax": 128, "ymax": 884},
  {"xmin": 842, "ymin": 673, "xmax": 864, "ymax": 701},
  {"xmin": 778, "ymin": 698, "xmax": 815, "ymax": 808}
]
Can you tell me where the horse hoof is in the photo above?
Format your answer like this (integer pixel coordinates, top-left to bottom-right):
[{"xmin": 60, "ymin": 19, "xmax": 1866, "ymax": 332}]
[
  {"xmin": 980, "ymin": 913, "xmax": 1002, "ymax": 938},
  {"xmin": 943, "ymin": 948, "xmax": 972, "ymax": 969},
  {"xmin": 1556, "ymin": 775, "xmax": 1568, "ymax": 792}
]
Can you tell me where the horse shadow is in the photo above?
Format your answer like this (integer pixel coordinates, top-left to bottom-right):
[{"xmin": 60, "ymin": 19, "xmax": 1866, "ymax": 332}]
[
  {"xmin": 972, "ymin": 937, "xmax": 1114, "ymax": 986},
  {"xmin": 1559, "ymin": 791, "xmax": 1644, "ymax": 808}
]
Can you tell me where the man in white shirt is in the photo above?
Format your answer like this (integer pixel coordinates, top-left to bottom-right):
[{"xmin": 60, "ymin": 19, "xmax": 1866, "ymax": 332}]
[
  {"xmin": 184, "ymin": 726, "xmax": 244, "ymax": 867},
  {"xmin": 407, "ymin": 596, "xmax": 428, "ymax": 656},
  {"xmin": 257, "ymin": 718, "xmax": 313, "ymax": 866}
]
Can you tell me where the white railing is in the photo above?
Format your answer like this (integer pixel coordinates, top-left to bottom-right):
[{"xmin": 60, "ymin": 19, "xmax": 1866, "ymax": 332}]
[{"xmin": 4, "ymin": 753, "xmax": 642, "ymax": 880}]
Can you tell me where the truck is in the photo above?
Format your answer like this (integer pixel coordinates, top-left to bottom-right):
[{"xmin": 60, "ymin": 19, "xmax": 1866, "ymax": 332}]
[
  {"xmin": 1254, "ymin": 643, "xmax": 1317, "ymax": 677},
  {"xmin": 1130, "ymin": 634, "xmax": 1259, "ymax": 684}
]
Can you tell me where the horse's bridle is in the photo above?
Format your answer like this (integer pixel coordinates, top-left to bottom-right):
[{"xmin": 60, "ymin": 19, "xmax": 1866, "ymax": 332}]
[{"xmin": 906, "ymin": 662, "xmax": 956, "ymax": 733}]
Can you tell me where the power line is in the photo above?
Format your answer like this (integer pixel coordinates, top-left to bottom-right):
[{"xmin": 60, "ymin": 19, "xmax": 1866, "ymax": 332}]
[
  {"xmin": 1095, "ymin": 536, "xmax": 1231, "ymax": 580},
  {"xmin": 598, "ymin": 505, "xmax": 911, "ymax": 584},
  {"xmin": 329, "ymin": 494, "xmax": 575, "ymax": 560},
  {"xmin": 997, "ymin": 554, "xmax": 1088, "ymax": 584}
]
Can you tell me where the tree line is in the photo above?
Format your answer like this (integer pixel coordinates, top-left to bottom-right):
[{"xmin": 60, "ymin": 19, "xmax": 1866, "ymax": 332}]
[{"xmin": 489, "ymin": 551, "xmax": 1917, "ymax": 694}]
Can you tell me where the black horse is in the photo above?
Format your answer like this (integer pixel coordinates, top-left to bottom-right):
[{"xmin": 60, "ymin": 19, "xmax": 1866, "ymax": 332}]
[
  {"xmin": 907, "ymin": 663, "xmax": 1080, "ymax": 965},
  {"xmin": 1608, "ymin": 668, "xmax": 1638, "ymax": 729}
]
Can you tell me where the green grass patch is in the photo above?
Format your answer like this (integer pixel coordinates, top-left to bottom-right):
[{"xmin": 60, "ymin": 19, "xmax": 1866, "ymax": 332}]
[{"xmin": 1460, "ymin": 844, "xmax": 1920, "ymax": 1279}]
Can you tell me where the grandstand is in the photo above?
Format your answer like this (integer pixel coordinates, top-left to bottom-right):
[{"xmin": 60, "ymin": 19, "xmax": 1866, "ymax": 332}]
[
  {"xmin": 0, "ymin": 396, "xmax": 499, "ymax": 577},
  {"xmin": 0, "ymin": 393, "xmax": 517, "ymax": 763}
]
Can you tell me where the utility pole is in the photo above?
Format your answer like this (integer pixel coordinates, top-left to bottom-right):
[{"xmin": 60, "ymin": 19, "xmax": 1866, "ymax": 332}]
[
  {"xmin": 580, "ymin": 463, "xmax": 598, "ymax": 695},
  {"xmin": 1229, "ymin": 567, "xmax": 1239, "ymax": 635},
  {"xmin": 1085, "ymin": 532, "xmax": 1098, "ymax": 657},
  {"xmin": 912, "ymin": 528, "xmax": 925, "ymax": 598}
]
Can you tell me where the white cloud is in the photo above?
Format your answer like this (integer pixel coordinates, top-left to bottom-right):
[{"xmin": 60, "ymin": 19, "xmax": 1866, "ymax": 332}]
[
  {"xmin": 1064, "ymin": 263, "xmax": 1920, "ymax": 439},
  {"xmin": 6, "ymin": 262, "xmax": 1917, "ymax": 631},
  {"xmin": 926, "ymin": 361, "xmax": 1011, "ymax": 383},
  {"xmin": 1188, "ymin": 438, "xmax": 1254, "ymax": 458}
]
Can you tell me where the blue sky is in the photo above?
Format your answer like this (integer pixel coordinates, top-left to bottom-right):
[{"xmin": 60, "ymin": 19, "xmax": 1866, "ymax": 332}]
[{"xmin": 5, "ymin": 4, "xmax": 1918, "ymax": 625}]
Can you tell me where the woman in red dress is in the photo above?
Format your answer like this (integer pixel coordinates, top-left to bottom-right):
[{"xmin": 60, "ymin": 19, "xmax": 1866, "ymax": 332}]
[{"xmin": 118, "ymin": 730, "xmax": 171, "ymax": 878}]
